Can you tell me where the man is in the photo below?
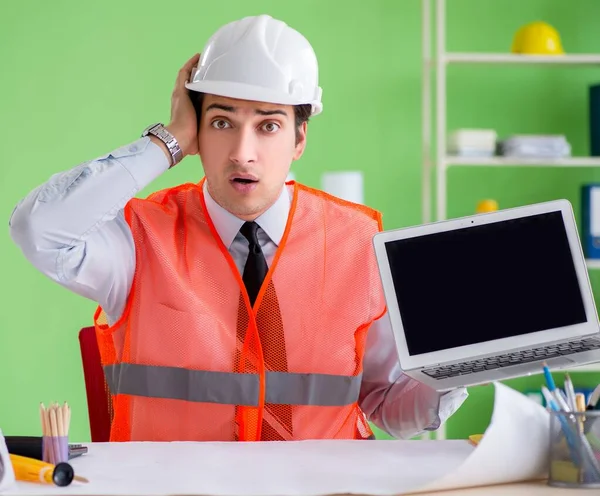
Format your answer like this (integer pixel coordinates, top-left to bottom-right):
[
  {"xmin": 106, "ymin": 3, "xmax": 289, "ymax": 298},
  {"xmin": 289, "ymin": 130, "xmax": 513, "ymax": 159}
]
[{"xmin": 9, "ymin": 14, "xmax": 467, "ymax": 442}]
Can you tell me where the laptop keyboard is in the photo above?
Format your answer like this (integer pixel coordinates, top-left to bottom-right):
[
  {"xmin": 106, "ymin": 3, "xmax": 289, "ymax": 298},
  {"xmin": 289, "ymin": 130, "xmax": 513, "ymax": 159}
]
[{"xmin": 422, "ymin": 337, "xmax": 600, "ymax": 380}]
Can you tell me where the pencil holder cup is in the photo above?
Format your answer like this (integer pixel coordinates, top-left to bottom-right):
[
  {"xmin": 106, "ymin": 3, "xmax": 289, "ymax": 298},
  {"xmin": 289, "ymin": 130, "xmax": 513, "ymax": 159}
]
[
  {"xmin": 548, "ymin": 410, "xmax": 600, "ymax": 488},
  {"xmin": 42, "ymin": 435, "xmax": 68, "ymax": 465}
]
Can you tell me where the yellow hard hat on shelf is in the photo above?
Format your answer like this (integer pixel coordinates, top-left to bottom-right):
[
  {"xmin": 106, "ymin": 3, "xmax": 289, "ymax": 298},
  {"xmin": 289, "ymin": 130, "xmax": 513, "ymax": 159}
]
[
  {"xmin": 476, "ymin": 199, "xmax": 498, "ymax": 214},
  {"xmin": 511, "ymin": 21, "xmax": 564, "ymax": 55}
]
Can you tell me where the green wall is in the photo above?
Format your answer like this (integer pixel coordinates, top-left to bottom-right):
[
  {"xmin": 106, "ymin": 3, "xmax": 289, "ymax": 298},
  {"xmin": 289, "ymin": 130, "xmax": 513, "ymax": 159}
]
[{"xmin": 2, "ymin": 0, "xmax": 600, "ymax": 442}]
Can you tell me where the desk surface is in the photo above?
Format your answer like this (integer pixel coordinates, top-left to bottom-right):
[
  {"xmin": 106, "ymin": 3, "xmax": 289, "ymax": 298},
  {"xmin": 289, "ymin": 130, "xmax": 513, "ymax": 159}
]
[
  {"xmin": 406, "ymin": 481, "xmax": 592, "ymax": 495},
  {"xmin": 3, "ymin": 441, "xmax": 593, "ymax": 496},
  {"xmin": 7, "ymin": 479, "xmax": 589, "ymax": 495}
]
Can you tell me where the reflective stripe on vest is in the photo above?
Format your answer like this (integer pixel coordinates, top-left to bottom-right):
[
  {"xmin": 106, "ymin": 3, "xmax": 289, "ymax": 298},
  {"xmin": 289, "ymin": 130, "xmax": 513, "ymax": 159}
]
[{"xmin": 103, "ymin": 363, "xmax": 362, "ymax": 407}]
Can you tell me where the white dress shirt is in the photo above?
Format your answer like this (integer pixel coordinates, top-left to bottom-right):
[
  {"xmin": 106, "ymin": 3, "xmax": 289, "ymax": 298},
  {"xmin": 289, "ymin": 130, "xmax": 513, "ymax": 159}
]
[{"xmin": 9, "ymin": 136, "xmax": 468, "ymax": 439}]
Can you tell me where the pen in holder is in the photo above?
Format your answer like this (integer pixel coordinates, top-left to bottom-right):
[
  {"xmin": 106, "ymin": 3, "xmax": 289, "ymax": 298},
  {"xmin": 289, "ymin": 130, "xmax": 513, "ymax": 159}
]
[{"xmin": 39, "ymin": 403, "xmax": 70, "ymax": 466}]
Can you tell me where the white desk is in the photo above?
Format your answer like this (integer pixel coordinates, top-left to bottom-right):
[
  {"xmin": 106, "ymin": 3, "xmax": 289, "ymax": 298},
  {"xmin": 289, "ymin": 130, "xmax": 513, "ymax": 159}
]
[
  {"xmin": 3, "ymin": 441, "xmax": 591, "ymax": 496},
  {"xmin": 407, "ymin": 482, "xmax": 591, "ymax": 495},
  {"xmin": 7, "ymin": 479, "xmax": 587, "ymax": 495}
]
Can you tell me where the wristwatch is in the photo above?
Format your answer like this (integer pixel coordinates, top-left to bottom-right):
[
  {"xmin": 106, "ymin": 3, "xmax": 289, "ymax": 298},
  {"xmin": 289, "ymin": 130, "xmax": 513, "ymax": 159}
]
[{"xmin": 142, "ymin": 123, "xmax": 183, "ymax": 168}]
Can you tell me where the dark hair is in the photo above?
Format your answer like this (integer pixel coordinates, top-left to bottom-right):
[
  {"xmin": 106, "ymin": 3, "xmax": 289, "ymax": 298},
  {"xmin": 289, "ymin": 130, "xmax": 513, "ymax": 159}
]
[{"xmin": 189, "ymin": 91, "xmax": 311, "ymax": 143}]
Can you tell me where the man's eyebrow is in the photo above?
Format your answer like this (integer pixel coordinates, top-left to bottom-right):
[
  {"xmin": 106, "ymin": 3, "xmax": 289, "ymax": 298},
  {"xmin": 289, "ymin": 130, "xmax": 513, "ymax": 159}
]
[
  {"xmin": 205, "ymin": 104, "xmax": 287, "ymax": 117},
  {"xmin": 255, "ymin": 109, "xmax": 287, "ymax": 117},
  {"xmin": 206, "ymin": 103, "xmax": 236, "ymax": 113}
]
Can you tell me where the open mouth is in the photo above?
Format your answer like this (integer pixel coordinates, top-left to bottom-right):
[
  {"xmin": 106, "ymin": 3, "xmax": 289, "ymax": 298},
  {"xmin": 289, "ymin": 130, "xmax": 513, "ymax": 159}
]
[
  {"xmin": 232, "ymin": 178, "xmax": 257, "ymax": 184},
  {"xmin": 230, "ymin": 174, "xmax": 259, "ymax": 193}
]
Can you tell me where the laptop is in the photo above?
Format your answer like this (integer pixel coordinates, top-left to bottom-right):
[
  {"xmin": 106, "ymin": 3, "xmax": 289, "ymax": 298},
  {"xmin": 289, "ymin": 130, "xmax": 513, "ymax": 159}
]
[{"xmin": 372, "ymin": 199, "xmax": 600, "ymax": 391}]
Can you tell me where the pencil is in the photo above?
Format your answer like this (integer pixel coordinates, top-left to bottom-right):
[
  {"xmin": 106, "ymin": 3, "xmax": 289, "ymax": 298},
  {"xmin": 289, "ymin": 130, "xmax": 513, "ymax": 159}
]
[
  {"xmin": 63, "ymin": 402, "xmax": 71, "ymax": 436},
  {"xmin": 576, "ymin": 393, "xmax": 586, "ymax": 434},
  {"xmin": 56, "ymin": 403, "xmax": 67, "ymax": 461},
  {"xmin": 49, "ymin": 406, "xmax": 60, "ymax": 464},
  {"xmin": 39, "ymin": 403, "xmax": 49, "ymax": 462},
  {"xmin": 39, "ymin": 403, "xmax": 45, "ymax": 435},
  {"xmin": 543, "ymin": 362, "xmax": 556, "ymax": 391},
  {"xmin": 588, "ymin": 384, "xmax": 600, "ymax": 409},
  {"xmin": 564, "ymin": 374, "xmax": 577, "ymax": 411},
  {"xmin": 57, "ymin": 405, "xmax": 64, "ymax": 438}
]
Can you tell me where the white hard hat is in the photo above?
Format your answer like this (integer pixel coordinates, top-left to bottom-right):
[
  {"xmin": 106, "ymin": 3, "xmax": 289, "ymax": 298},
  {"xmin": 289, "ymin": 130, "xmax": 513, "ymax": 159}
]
[{"xmin": 185, "ymin": 15, "xmax": 323, "ymax": 116}]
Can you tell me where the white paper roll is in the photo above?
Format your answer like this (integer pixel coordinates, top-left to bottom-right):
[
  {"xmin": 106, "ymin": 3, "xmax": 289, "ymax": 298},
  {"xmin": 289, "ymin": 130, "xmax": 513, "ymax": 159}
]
[
  {"xmin": 0, "ymin": 428, "xmax": 16, "ymax": 492},
  {"xmin": 321, "ymin": 171, "xmax": 364, "ymax": 204}
]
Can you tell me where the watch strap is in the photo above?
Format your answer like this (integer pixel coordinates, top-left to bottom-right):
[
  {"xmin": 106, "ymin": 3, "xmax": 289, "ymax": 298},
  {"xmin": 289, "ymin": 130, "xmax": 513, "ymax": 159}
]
[{"xmin": 142, "ymin": 123, "xmax": 183, "ymax": 168}]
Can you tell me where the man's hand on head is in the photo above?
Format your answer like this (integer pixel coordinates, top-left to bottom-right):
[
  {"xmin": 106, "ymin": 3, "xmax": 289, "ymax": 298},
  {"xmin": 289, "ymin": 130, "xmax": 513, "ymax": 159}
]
[{"xmin": 151, "ymin": 53, "xmax": 201, "ymax": 160}]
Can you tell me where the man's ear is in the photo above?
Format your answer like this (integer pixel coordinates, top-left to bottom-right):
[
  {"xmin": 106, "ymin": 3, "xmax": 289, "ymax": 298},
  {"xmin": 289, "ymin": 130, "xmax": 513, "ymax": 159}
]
[
  {"xmin": 196, "ymin": 126, "xmax": 203, "ymax": 154},
  {"xmin": 293, "ymin": 121, "xmax": 308, "ymax": 160}
]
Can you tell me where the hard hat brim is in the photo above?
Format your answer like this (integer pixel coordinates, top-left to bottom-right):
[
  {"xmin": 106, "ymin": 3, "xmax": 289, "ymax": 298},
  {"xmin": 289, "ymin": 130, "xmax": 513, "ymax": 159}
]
[{"xmin": 185, "ymin": 80, "xmax": 322, "ymax": 116}]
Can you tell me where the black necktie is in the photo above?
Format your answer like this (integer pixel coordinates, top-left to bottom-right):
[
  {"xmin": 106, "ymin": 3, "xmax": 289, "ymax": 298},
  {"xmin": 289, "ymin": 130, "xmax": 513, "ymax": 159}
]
[{"xmin": 240, "ymin": 222, "xmax": 268, "ymax": 306}]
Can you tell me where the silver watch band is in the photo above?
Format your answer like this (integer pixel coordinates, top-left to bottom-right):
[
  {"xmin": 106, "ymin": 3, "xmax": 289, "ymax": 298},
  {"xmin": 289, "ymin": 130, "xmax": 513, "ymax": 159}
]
[{"xmin": 142, "ymin": 123, "xmax": 183, "ymax": 167}]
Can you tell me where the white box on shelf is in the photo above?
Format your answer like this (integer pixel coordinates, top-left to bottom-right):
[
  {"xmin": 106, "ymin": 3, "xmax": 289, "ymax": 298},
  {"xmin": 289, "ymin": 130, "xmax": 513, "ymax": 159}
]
[{"xmin": 447, "ymin": 129, "xmax": 497, "ymax": 156}]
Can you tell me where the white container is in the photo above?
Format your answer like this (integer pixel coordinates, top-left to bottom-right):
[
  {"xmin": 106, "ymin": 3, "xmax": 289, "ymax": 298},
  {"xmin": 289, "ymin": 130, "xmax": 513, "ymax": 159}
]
[
  {"xmin": 448, "ymin": 129, "xmax": 497, "ymax": 155},
  {"xmin": 321, "ymin": 171, "xmax": 364, "ymax": 204},
  {"xmin": 0, "ymin": 428, "xmax": 16, "ymax": 492}
]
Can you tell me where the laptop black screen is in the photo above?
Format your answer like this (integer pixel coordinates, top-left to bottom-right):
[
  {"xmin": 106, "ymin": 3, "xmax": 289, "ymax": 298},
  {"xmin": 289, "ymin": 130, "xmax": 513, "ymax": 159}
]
[{"xmin": 384, "ymin": 211, "xmax": 587, "ymax": 356}]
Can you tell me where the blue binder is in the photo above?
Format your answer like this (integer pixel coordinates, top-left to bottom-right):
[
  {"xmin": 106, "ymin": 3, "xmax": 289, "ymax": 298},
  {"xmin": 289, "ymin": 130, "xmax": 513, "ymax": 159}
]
[
  {"xmin": 581, "ymin": 184, "xmax": 600, "ymax": 259},
  {"xmin": 590, "ymin": 84, "xmax": 600, "ymax": 156}
]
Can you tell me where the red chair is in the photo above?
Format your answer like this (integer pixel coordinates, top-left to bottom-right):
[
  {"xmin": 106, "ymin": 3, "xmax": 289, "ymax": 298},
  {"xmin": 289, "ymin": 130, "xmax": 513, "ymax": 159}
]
[{"xmin": 78, "ymin": 326, "xmax": 113, "ymax": 442}]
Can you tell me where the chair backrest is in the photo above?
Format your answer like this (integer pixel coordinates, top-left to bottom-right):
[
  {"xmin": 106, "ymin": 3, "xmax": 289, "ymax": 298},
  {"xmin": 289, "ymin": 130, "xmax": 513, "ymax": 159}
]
[{"xmin": 78, "ymin": 326, "xmax": 113, "ymax": 442}]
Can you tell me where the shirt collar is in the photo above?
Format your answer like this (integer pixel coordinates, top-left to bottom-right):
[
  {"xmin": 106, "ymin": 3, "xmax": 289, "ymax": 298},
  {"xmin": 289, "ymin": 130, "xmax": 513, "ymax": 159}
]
[{"xmin": 202, "ymin": 180, "xmax": 291, "ymax": 249}]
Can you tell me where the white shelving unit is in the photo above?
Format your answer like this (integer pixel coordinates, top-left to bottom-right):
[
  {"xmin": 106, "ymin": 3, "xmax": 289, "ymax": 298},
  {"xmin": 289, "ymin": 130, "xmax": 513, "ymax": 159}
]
[
  {"xmin": 422, "ymin": 0, "xmax": 600, "ymax": 225},
  {"xmin": 422, "ymin": 0, "xmax": 600, "ymax": 279},
  {"xmin": 446, "ymin": 53, "xmax": 600, "ymax": 65},
  {"xmin": 420, "ymin": 0, "xmax": 600, "ymax": 440},
  {"xmin": 446, "ymin": 157, "xmax": 600, "ymax": 167}
]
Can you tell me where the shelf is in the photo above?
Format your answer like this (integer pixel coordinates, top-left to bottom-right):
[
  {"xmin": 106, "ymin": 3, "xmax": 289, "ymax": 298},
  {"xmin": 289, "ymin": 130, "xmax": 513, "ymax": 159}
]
[
  {"xmin": 445, "ymin": 156, "xmax": 600, "ymax": 167},
  {"xmin": 444, "ymin": 53, "xmax": 600, "ymax": 65}
]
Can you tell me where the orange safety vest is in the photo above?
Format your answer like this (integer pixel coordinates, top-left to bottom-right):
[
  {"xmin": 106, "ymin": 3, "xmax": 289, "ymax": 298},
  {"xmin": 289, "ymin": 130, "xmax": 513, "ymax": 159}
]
[{"xmin": 94, "ymin": 180, "xmax": 386, "ymax": 442}]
